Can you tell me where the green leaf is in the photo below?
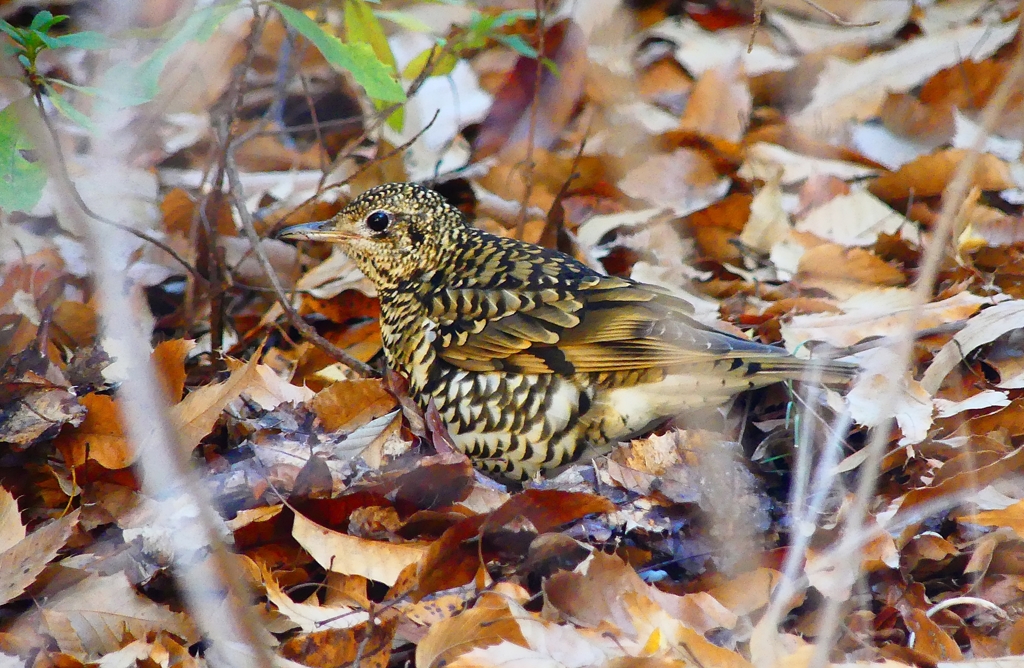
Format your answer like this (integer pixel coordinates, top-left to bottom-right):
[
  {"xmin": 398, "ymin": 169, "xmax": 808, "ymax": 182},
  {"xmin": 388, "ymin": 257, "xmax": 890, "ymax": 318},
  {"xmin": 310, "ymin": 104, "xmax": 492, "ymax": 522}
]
[
  {"xmin": 272, "ymin": 2, "xmax": 405, "ymax": 103},
  {"xmin": 0, "ymin": 101, "xmax": 46, "ymax": 212},
  {"xmin": 0, "ymin": 21, "xmax": 26, "ymax": 45},
  {"xmin": 104, "ymin": 3, "xmax": 235, "ymax": 107},
  {"xmin": 44, "ymin": 85, "xmax": 95, "ymax": 133},
  {"xmin": 47, "ymin": 79, "xmax": 103, "ymax": 97},
  {"xmin": 490, "ymin": 10, "xmax": 536, "ymax": 28},
  {"xmin": 344, "ymin": 0, "xmax": 396, "ymax": 72},
  {"xmin": 402, "ymin": 44, "xmax": 457, "ymax": 80},
  {"xmin": 45, "ymin": 30, "xmax": 109, "ymax": 50},
  {"xmin": 494, "ymin": 34, "xmax": 537, "ymax": 58},
  {"xmin": 28, "ymin": 11, "xmax": 65, "ymax": 32},
  {"xmin": 374, "ymin": 10, "xmax": 432, "ymax": 33}
]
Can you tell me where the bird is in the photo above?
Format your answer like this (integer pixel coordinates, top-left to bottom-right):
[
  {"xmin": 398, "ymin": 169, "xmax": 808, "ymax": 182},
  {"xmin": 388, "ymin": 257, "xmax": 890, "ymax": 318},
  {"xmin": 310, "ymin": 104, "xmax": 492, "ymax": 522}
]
[{"xmin": 278, "ymin": 183, "xmax": 856, "ymax": 480}]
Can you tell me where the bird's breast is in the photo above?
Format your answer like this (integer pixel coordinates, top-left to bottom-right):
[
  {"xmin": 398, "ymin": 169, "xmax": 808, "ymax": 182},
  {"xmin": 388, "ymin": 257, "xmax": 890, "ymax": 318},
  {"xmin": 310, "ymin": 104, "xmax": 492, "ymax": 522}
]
[{"xmin": 378, "ymin": 294, "xmax": 439, "ymax": 395}]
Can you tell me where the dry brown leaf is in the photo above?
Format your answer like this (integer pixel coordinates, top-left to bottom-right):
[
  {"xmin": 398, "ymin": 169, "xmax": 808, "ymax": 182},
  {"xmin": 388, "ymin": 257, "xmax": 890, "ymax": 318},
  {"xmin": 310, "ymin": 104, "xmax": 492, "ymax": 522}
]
[
  {"xmin": 639, "ymin": 58, "xmax": 692, "ymax": 111},
  {"xmin": 738, "ymin": 142, "xmax": 878, "ymax": 185},
  {"xmin": 54, "ymin": 393, "xmax": 132, "ymax": 469},
  {"xmin": 243, "ymin": 363, "xmax": 314, "ymax": 410},
  {"xmin": 768, "ymin": 0, "xmax": 910, "ymax": 52},
  {"xmin": 921, "ymin": 300, "xmax": 1024, "ymax": 394},
  {"xmin": 310, "ymin": 379, "xmax": 397, "ymax": 432},
  {"xmin": 879, "ymin": 92, "xmax": 955, "ymax": 144},
  {"xmin": 544, "ymin": 552, "xmax": 736, "ymax": 638},
  {"xmin": 292, "ymin": 511, "xmax": 429, "ymax": 586},
  {"xmin": 41, "ymin": 572, "xmax": 197, "ymax": 660},
  {"xmin": 0, "ymin": 509, "xmax": 78, "ymax": 606},
  {"xmin": 708, "ymin": 568, "xmax": 782, "ymax": 617},
  {"xmin": 88, "ymin": 631, "xmax": 199, "ymax": 668},
  {"xmin": 0, "ymin": 487, "xmax": 25, "ymax": 553},
  {"xmin": 897, "ymin": 446, "xmax": 1024, "ymax": 519},
  {"xmin": 152, "ymin": 338, "xmax": 195, "ymax": 403},
  {"xmin": 668, "ymin": 625, "xmax": 753, "ymax": 668},
  {"xmin": 678, "ymin": 60, "xmax": 750, "ymax": 143},
  {"xmin": 968, "ymin": 501, "xmax": 1024, "ymax": 541},
  {"xmin": 796, "ymin": 191, "xmax": 913, "ymax": 247},
  {"xmin": 869, "ymin": 149, "xmax": 1016, "ymax": 202},
  {"xmin": 846, "ymin": 346, "xmax": 933, "ymax": 445},
  {"xmin": 740, "ymin": 171, "xmax": 789, "ymax": 254},
  {"xmin": 796, "ymin": 244, "xmax": 906, "ymax": 286},
  {"xmin": 166, "ymin": 353, "xmax": 261, "ymax": 453},
  {"xmin": 781, "ymin": 289, "xmax": 988, "ymax": 350},
  {"xmin": 792, "ymin": 21, "xmax": 1017, "ymax": 135},
  {"xmin": 619, "ymin": 148, "xmax": 728, "ymax": 216},
  {"xmin": 905, "ymin": 609, "xmax": 963, "ymax": 662},
  {"xmin": 246, "ymin": 556, "xmax": 369, "ymax": 633},
  {"xmin": 416, "ymin": 596, "xmax": 528, "ymax": 668},
  {"xmin": 279, "ymin": 618, "xmax": 395, "ymax": 668}
]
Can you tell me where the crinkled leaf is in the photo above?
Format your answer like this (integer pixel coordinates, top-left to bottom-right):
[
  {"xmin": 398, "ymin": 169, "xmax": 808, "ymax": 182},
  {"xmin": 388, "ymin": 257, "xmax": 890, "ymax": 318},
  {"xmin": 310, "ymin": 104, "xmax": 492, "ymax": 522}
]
[
  {"xmin": 0, "ymin": 101, "xmax": 46, "ymax": 212},
  {"xmin": 272, "ymin": 2, "xmax": 405, "ymax": 103}
]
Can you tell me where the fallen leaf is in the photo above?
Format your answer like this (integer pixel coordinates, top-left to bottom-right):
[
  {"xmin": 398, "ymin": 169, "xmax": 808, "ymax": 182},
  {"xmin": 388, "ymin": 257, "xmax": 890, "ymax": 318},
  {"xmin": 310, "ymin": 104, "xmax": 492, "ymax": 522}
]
[
  {"xmin": 0, "ymin": 509, "xmax": 78, "ymax": 606},
  {"xmin": 968, "ymin": 500, "xmax": 1024, "ymax": 541},
  {"xmin": 869, "ymin": 149, "xmax": 1016, "ymax": 202},
  {"xmin": 41, "ymin": 572, "xmax": 197, "ymax": 660},
  {"xmin": 292, "ymin": 510, "xmax": 429, "ymax": 586}
]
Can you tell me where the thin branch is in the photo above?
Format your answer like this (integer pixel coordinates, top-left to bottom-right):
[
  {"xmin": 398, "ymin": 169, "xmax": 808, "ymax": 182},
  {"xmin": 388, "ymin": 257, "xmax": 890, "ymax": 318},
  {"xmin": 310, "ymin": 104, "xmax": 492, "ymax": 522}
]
[
  {"xmin": 799, "ymin": 0, "xmax": 881, "ymax": 28},
  {"xmin": 221, "ymin": 128, "xmax": 378, "ymax": 378},
  {"xmin": 30, "ymin": 89, "xmax": 205, "ymax": 285}
]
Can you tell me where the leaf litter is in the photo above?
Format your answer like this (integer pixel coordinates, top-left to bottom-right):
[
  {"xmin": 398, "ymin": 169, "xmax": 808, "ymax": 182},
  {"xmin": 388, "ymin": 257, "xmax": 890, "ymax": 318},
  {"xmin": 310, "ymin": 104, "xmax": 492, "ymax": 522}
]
[{"xmin": 3, "ymin": 0, "xmax": 1024, "ymax": 666}]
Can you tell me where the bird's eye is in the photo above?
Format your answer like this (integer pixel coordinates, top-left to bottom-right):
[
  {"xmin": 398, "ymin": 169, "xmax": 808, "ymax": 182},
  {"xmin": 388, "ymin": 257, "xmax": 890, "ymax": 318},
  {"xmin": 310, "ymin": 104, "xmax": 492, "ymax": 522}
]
[{"xmin": 365, "ymin": 210, "xmax": 393, "ymax": 233}]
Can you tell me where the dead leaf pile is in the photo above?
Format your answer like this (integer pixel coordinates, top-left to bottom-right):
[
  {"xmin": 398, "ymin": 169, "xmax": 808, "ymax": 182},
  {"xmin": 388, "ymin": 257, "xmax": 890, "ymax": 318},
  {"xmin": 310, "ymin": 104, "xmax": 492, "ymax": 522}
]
[{"xmin": 3, "ymin": 0, "xmax": 1024, "ymax": 666}]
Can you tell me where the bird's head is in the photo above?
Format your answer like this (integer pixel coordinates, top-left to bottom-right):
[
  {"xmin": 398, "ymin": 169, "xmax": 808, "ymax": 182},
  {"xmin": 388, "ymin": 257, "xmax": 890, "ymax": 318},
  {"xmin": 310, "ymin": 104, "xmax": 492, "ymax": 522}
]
[{"xmin": 278, "ymin": 183, "xmax": 468, "ymax": 289}]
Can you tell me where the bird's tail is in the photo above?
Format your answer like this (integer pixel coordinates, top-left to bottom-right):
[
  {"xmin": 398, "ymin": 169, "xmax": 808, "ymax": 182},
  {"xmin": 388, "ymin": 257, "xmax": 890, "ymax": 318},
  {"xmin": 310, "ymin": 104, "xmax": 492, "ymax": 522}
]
[{"xmin": 740, "ymin": 355, "xmax": 859, "ymax": 386}]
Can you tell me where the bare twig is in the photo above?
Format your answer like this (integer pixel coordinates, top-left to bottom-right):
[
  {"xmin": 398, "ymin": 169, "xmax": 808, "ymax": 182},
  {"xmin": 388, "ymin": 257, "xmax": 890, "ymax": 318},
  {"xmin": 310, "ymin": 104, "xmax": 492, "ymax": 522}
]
[
  {"xmin": 799, "ymin": 0, "xmax": 881, "ymax": 28},
  {"xmin": 29, "ymin": 89, "xmax": 204, "ymax": 285},
  {"xmin": 748, "ymin": 0, "xmax": 763, "ymax": 52},
  {"xmin": 220, "ymin": 125, "xmax": 378, "ymax": 377}
]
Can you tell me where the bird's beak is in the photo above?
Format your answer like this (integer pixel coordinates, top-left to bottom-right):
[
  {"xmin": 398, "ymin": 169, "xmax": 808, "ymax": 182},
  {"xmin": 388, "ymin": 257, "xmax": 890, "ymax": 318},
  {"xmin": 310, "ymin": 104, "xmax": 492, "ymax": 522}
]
[{"xmin": 277, "ymin": 219, "xmax": 352, "ymax": 242}]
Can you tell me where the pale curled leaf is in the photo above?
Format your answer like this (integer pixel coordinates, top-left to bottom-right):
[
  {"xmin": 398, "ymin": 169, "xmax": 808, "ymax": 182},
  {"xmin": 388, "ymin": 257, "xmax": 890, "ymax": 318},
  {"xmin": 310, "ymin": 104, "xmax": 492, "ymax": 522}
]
[
  {"xmin": 921, "ymin": 300, "xmax": 1024, "ymax": 394},
  {"xmin": 0, "ymin": 509, "xmax": 78, "ymax": 606},
  {"xmin": 846, "ymin": 347, "xmax": 933, "ymax": 445},
  {"xmin": 245, "ymin": 556, "xmax": 368, "ymax": 633},
  {"xmin": 292, "ymin": 511, "xmax": 428, "ymax": 586},
  {"xmin": 163, "ymin": 354, "xmax": 261, "ymax": 452},
  {"xmin": 41, "ymin": 572, "xmax": 197, "ymax": 659},
  {"xmin": 0, "ymin": 487, "xmax": 25, "ymax": 553}
]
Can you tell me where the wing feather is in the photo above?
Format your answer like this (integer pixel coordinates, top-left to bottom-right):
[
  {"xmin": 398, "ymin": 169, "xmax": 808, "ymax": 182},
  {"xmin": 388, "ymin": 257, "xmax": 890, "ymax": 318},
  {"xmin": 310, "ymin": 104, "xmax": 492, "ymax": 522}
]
[{"xmin": 434, "ymin": 277, "xmax": 792, "ymax": 375}]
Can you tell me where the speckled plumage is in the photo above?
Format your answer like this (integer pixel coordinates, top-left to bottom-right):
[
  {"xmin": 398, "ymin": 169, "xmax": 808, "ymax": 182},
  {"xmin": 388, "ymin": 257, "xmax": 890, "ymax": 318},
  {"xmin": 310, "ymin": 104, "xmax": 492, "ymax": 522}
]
[{"xmin": 280, "ymin": 183, "xmax": 856, "ymax": 479}]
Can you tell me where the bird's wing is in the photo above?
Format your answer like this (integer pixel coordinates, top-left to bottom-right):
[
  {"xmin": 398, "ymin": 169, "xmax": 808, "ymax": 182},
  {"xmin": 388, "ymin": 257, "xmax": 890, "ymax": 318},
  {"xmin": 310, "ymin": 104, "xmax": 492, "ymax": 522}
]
[{"xmin": 430, "ymin": 276, "xmax": 790, "ymax": 375}]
